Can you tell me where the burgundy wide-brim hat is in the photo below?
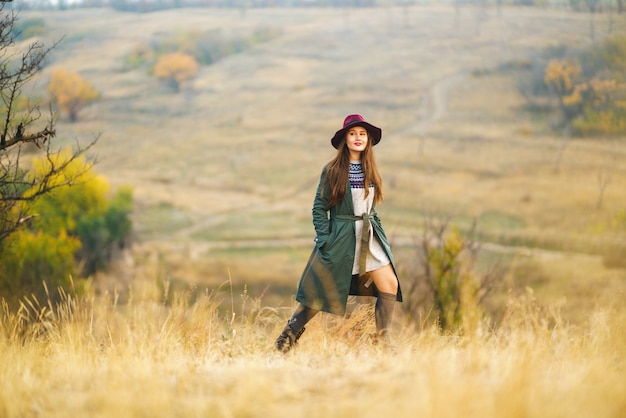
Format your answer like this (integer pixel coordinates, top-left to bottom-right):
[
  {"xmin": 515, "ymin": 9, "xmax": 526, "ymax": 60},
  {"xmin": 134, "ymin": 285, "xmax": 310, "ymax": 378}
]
[{"xmin": 331, "ymin": 114, "xmax": 382, "ymax": 149}]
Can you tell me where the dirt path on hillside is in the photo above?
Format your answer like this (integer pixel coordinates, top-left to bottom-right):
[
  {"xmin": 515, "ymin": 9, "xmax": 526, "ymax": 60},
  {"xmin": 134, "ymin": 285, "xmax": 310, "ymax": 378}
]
[
  {"xmin": 167, "ymin": 68, "xmax": 464, "ymax": 244},
  {"xmin": 385, "ymin": 71, "xmax": 469, "ymax": 154},
  {"xmin": 159, "ymin": 69, "xmax": 605, "ymax": 265}
]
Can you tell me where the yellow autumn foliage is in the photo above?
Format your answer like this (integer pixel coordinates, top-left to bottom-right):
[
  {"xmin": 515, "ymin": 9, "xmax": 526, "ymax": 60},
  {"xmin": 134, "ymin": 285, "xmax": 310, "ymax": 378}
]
[
  {"xmin": 562, "ymin": 83, "xmax": 586, "ymax": 107},
  {"xmin": 153, "ymin": 52, "xmax": 199, "ymax": 92},
  {"xmin": 588, "ymin": 78, "xmax": 624, "ymax": 106},
  {"xmin": 46, "ymin": 68, "xmax": 100, "ymax": 122},
  {"xmin": 26, "ymin": 149, "xmax": 110, "ymax": 235},
  {"xmin": 544, "ymin": 59, "xmax": 581, "ymax": 96},
  {"xmin": 544, "ymin": 56, "xmax": 626, "ymax": 135}
]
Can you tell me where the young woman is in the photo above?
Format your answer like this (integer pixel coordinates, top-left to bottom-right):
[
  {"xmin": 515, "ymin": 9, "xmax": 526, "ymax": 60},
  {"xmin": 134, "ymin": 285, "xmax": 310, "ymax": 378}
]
[{"xmin": 275, "ymin": 114, "xmax": 402, "ymax": 353}]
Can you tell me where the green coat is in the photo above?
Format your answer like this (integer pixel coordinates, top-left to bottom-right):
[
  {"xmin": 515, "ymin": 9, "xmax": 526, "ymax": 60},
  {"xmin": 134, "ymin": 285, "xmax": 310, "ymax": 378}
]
[{"xmin": 295, "ymin": 166, "xmax": 403, "ymax": 315}]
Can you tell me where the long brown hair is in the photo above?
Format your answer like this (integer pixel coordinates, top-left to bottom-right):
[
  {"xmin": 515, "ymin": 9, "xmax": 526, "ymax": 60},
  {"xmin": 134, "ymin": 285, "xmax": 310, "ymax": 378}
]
[{"xmin": 324, "ymin": 133, "xmax": 383, "ymax": 208}]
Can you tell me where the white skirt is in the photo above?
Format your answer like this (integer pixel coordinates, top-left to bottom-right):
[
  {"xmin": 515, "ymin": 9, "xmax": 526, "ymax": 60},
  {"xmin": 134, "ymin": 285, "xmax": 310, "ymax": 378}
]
[{"xmin": 351, "ymin": 187, "xmax": 391, "ymax": 275}]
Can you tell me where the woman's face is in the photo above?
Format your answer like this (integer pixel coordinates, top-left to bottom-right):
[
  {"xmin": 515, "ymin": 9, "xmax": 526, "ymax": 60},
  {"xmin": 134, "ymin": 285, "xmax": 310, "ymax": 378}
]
[{"xmin": 345, "ymin": 126, "xmax": 369, "ymax": 160}]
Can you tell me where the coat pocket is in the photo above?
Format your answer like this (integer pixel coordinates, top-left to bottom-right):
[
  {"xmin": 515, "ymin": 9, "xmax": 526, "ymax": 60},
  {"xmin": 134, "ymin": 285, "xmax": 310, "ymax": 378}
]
[{"xmin": 318, "ymin": 225, "xmax": 351, "ymax": 264}]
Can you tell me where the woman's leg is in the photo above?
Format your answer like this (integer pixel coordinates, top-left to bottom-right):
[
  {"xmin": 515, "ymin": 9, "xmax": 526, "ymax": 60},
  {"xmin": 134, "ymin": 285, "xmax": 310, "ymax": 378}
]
[
  {"xmin": 275, "ymin": 303, "xmax": 319, "ymax": 353},
  {"xmin": 367, "ymin": 264, "xmax": 398, "ymax": 343},
  {"xmin": 367, "ymin": 263, "xmax": 398, "ymax": 295}
]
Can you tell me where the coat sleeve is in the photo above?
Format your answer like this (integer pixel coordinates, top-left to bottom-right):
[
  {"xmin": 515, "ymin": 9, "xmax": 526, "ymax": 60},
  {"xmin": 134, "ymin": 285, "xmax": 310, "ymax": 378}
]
[{"xmin": 312, "ymin": 166, "xmax": 330, "ymax": 249}]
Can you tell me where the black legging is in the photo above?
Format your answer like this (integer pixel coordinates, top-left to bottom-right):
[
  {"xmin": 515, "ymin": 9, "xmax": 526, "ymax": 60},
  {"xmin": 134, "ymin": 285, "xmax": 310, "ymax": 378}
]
[
  {"xmin": 288, "ymin": 291, "xmax": 396, "ymax": 337},
  {"xmin": 287, "ymin": 304, "xmax": 319, "ymax": 334}
]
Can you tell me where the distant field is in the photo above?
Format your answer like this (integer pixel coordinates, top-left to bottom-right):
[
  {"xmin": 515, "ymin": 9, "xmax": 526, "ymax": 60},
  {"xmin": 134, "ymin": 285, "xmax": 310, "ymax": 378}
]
[{"xmin": 20, "ymin": 5, "xmax": 626, "ymax": 322}]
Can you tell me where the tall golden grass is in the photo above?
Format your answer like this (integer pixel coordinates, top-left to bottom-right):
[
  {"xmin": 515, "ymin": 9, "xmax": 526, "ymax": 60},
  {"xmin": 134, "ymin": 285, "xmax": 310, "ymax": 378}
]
[{"xmin": 1, "ymin": 275, "xmax": 624, "ymax": 418}]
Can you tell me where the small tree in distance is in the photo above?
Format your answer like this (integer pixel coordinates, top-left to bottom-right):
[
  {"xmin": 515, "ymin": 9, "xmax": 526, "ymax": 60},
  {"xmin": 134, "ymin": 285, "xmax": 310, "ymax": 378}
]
[
  {"xmin": 47, "ymin": 68, "xmax": 100, "ymax": 122},
  {"xmin": 544, "ymin": 58, "xmax": 583, "ymax": 171},
  {"xmin": 154, "ymin": 52, "xmax": 199, "ymax": 92},
  {"xmin": 544, "ymin": 58, "xmax": 582, "ymax": 121}
]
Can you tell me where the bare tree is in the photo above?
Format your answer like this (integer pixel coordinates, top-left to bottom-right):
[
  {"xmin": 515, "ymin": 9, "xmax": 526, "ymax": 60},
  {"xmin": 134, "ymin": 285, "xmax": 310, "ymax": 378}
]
[
  {"xmin": 596, "ymin": 170, "xmax": 611, "ymax": 210},
  {"xmin": 596, "ymin": 140, "xmax": 617, "ymax": 210},
  {"xmin": 0, "ymin": 7, "xmax": 96, "ymax": 244}
]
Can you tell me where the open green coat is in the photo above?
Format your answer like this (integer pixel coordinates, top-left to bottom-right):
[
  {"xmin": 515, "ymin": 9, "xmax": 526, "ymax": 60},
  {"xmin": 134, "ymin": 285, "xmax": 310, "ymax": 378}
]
[{"xmin": 295, "ymin": 166, "xmax": 403, "ymax": 315}]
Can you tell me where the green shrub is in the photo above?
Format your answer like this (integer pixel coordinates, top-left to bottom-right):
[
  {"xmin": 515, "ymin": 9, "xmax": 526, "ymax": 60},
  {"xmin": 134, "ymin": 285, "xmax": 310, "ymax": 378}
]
[
  {"xmin": 0, "ymin": 151, "xmax": 133, "ymax": 300},
  {"xmin": 77, "ymin": 186, "xmax": 133, "ymax": 275},
  {"xmin": 0, "ymin": 230, "xmax": 80, "ymax": 302},
  {"xmin": 404, "ymin": 219, "xmax": 503, "ymax": 333},
  {"xmin": 573, "ymin": 106, "xmax": 626, "ymax": 136}
]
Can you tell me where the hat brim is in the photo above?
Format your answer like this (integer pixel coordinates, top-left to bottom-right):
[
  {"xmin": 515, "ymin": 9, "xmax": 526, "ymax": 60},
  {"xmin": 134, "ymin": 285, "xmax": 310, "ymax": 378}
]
[{"xmin": 331, "ymin": 121, "xmax": 382, "ymax": 149}]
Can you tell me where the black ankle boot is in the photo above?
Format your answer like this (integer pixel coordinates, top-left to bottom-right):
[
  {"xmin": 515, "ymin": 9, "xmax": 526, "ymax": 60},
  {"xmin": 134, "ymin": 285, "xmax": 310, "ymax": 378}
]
[
  {"xmin": 275, "ymin": 323, "xmax": 305, "ymax": 354},
  {"xmin": 275, "ymin": 304, "xmax": 317, "ymax": 353}
]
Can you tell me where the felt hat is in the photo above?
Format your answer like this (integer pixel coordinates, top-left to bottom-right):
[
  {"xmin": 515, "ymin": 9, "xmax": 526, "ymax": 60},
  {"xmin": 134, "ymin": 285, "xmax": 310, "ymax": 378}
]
[{"xmin": 331, "ymin": 114, "xmax": 382, "ymax": 149}]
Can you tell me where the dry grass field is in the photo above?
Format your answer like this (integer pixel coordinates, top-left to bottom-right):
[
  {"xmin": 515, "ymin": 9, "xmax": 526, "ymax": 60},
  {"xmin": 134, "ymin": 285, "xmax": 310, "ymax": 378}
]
[
  {"xmin": 1, "ymin": 278, "xmax": 625, "ymax": 417},
  {"xmin": 2, "ymin": 4, "xmax": 626, "ymax": 417}
]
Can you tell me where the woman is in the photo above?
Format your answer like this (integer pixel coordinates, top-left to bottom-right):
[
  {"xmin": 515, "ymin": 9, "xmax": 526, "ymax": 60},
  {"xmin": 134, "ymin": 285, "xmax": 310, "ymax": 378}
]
[{"xmin": 275, "ymin": 114, "xmax": 402, "ymax": 353}]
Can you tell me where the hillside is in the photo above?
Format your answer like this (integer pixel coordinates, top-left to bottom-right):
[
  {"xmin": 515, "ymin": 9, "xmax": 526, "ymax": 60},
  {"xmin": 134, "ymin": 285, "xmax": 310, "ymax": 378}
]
[{"xmin": 21, "ymin": 5, "xmax": 626, "ymax": 321}]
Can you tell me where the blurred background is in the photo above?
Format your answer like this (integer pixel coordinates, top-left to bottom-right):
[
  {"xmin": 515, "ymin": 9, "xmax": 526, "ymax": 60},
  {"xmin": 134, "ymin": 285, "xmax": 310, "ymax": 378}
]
[{"xmin": 2, "ymin": 0, "xmax": 625, "ymax": 328}]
